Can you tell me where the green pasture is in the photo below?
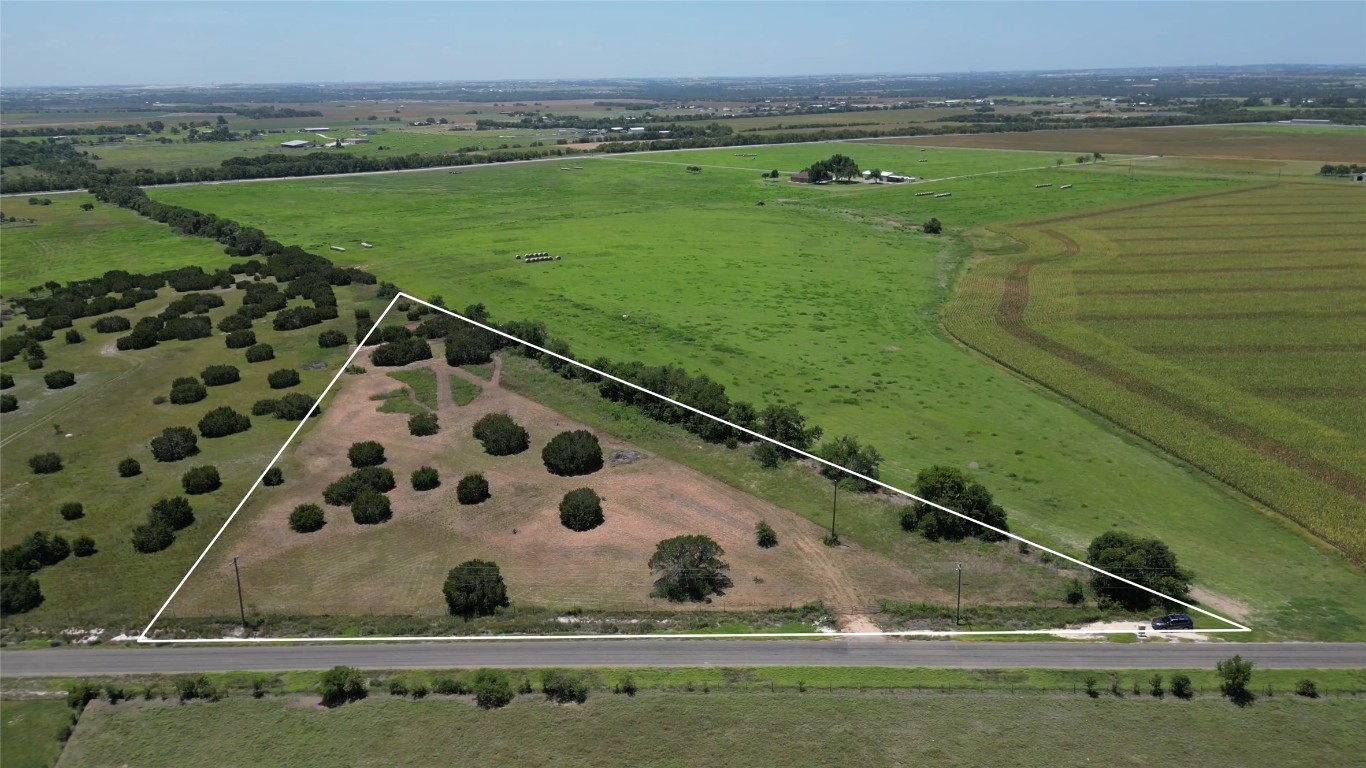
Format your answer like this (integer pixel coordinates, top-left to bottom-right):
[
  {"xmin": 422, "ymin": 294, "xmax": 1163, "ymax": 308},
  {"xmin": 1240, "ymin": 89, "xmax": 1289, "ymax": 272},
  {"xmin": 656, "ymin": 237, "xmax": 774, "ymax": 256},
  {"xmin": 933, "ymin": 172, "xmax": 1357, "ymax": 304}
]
[
  {"xmin": 54, "ymin": 691, "xmax": 1366, "ymax": 768},
  {"xmin": 138, "ymin": 155, "xmax": 1366, "ymax": 638},
  {"xmin": 0, "ymin": 698, "xmax": 71, "ymax": 768},
  {"xmin": 0, "ymin": 195, "xmax": 228, "ymax": 296},
  {"xmin": 0, "ymin": 282, "xmax": 388, "ymax": 627},
  {"xmin": 610, "ymin": 142, "xmax": 1093, "ymax": 178}
]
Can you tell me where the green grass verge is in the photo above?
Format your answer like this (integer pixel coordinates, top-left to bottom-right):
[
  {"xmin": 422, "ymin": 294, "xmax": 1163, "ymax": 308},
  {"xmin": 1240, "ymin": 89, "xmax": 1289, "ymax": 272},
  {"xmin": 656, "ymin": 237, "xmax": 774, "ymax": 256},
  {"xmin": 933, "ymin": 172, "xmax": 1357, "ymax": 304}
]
[
  {"xmin": 384, "ymin": 369, "xmax": 438, "ymax": 409},
  {"xmin": 0, "ymin": 698, "xmax": 72, "ymax": 768},
  {"xmin": 49, "ymin": 688, "xmax": 1366, "ymax": 768},
  {"xmin": 449, "ymin": 374, "xmax": 481, "ymax": 405}
]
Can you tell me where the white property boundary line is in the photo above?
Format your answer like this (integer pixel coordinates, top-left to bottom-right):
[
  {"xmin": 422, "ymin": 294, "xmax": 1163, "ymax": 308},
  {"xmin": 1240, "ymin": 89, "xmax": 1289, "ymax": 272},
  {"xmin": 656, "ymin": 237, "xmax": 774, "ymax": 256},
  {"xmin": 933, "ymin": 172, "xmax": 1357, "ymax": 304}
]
[{"xmin": 139, "ymin": 292, "xmax": 1250, "ymax": 643}]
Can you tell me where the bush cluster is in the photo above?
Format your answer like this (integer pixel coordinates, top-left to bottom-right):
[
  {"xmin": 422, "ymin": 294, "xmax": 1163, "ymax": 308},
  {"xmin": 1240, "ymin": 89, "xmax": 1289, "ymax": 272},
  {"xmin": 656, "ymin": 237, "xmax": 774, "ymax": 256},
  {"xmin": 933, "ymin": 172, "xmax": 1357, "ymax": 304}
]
[
  {"xmin": 181, "ymin": 465, "xmax": 222, "ymax": 495},
  {"xmin": 93, "ymin": 315, "xmax": 132, "ymax": 333},
  {"xmin": 541, "ymin": 670, "xmax": 589, "ymax": 704},
  {"xmin": 224, "ymin": 329, "xmax": 256, "ymax": 349},
  {"xmin": 198, "ymin": 406, "xmax": 251, "ymax": 438},
  {"xmin": 755, "ymin": 521, "xmax": 778, "ymax": 548},
  {"xmin": 444, "ymin": 560, "xmax": 509, "ymax": 619},
  {"xmin": 244, "ymin": 343, "xmax": 274, "ymax": 363},
  {"xmin": 217, "ymin": 314, "xmax": 251, "ymax": 333},
  {"xmin": 59, "ymin": 502, "xmax": 84, "ymax": 521},
  {"xmin": 150, "ymin": 426, "xmax": 199, "ymax": 462},
  {"xmin": 347, "ymin": 441, "xmax": 386, "ymax": 468},
  {"xmin": 1, "ymin": 394, "xmax": 16, "ymax": 413},
  {"xmin": 323, "ymin": 467, "xmax": 396, "ymax": 506},
  {"xmin": 43, "ymin": 370, "xmax": 76, "ymax": 389},
  {"xmin": 72, "ymin": 536, "xmax": 97, "ymax": 557},
  {"xmin": 273, "ymin": 392, "xmax": 318, "ymax": 421},
  {"xmin": 411, "ymin": 466, "xmax": 441, "ymax": 492},
  {"xmin": 29, "ymin": 452, "xmax": 63, "ymax": 474},
  {"xmin": 455, "ymin": 473, "xmax": 489, "ymax": 504},
  {"xmin": 263, "ymin": 466, "xmax": 284, "ymax": 486},
  {"xmin": 408, "ymin": 412, "xmax": 439, "ymax": 436},
  {"xmin": 200, "ymin": 364, "xmax": 241, "ymax": 386},
  {"xmin": 289, "ymin": 504, "xmax": 325, "ymax": 533},
  {"xmin": 267, "ymin": 369, "xmax": 300, "ymax": 389},
  {"xmin": 0, "ymin": 373, "xmax": 12, "ymax": 389},
  {"xmin": 351, "ymin": 488, "xmax": 392, "ymax": 525},
  {"xmin": 318, "ymin": 329, "xmax": 348, "ymax": 348},
  {"xmin": 559, "ymin": 488, "xmax": 604, "ymax": 532},
  {"xmin": 169, "ymin": 377, "xmax": 208, "ymax": 405},
  {"xmin": 65, "ymin": 329, "xmax": 84, "ymax": 344},
  {"xmin": 472, "ymin": 413, "xmax": 529, "ymax": 456},
  {"xmin": 542, "ymin": 430, "xmax": 603, "ymax": 476},
  {"xmin": 371, "ymin": 337, "xmax": 432, "ymax": 367},
  {"xmin": 117, "ymin": 457, "xmax": 141, "ymax": 477}
]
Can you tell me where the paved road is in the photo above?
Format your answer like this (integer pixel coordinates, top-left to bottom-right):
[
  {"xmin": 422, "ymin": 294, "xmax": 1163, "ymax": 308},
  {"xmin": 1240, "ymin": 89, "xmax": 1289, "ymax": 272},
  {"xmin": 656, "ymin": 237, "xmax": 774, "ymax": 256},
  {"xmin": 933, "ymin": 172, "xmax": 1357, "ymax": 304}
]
[{"xmin": 3, "ymin": 641, "xmax": 1362, "ymax": 676}]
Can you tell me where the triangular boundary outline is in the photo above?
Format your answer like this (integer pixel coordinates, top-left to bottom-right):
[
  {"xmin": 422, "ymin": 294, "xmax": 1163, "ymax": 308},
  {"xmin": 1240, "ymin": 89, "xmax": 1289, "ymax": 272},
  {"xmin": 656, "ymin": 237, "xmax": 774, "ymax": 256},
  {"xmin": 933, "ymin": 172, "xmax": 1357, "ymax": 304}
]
[{"xmin": 138, "ymin": 292, "xmax": 1250, "ymax": 643}]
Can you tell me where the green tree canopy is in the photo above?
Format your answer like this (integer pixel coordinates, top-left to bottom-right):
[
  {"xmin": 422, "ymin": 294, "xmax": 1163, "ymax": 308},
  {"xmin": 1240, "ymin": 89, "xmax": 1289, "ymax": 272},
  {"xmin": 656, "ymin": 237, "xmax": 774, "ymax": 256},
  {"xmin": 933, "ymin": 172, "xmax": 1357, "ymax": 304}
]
[
  {"xmin": 1085, "ymin": 530, "xmax": 1192, "ymax": 610},
  {"xmin": 899, "ymin": 465, "xmax": 1008, "ymax": 541},
  {"xmin": 817, "ymin": 434, "xmax": 882, "ymax": 492},
  {"xmin": 648, "ymin": 535, "xmax": 733, "ymax": 602},
  {"xmin": 443, "ymin": 559, "xmax": 510, "ymax": 618}
]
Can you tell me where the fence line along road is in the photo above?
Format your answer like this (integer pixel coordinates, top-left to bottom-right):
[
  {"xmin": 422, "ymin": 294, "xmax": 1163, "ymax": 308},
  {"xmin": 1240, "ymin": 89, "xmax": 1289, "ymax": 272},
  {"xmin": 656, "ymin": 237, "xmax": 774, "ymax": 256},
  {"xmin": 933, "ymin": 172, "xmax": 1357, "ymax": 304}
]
[{"xmin": 3, "ymin": 641, "xmax": 1363, "ymax": 676}]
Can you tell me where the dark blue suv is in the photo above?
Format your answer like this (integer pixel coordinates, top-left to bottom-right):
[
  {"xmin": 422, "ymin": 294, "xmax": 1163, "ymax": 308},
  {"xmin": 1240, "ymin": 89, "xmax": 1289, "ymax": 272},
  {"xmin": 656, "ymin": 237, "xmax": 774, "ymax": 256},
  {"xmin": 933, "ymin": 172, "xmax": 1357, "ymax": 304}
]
[{"xmin": 1151, "ymin": 614, "xmax": 1194, "ymax": 630}]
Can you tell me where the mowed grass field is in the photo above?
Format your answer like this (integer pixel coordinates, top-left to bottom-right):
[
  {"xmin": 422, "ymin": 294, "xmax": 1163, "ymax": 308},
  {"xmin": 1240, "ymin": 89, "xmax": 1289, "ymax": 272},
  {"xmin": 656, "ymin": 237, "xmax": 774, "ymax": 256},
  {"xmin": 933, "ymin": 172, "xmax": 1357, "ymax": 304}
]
[
  {"xmin": 55, "ymin": 692, "xmax": 1366, "ymax": 768},
  {"xmin": 0, "ymin": 195, "xmax": 229, "ymax": 295},
  {"xmin": 142, "ymin": 148, "xmax": 1366, "ymax": 639},
  {"xmin": 0, "ymin": 271, "xmax": 390, "ymax": 625},
  {"xmin": 946, "ymin": 182, "xmax": 1366, "ymax": 574},
  {"xmin": 865, "ymin": 123, "xmax": 1366, "ymax": 162}
]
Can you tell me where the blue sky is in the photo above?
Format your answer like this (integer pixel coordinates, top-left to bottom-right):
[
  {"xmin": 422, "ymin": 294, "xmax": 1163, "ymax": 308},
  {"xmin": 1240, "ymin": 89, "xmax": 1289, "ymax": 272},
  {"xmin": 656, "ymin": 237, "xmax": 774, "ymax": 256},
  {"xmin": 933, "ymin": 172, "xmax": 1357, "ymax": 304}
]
[{"xmin": 1, "ymin": 1, "xmax": 1362, "ymax": 87}]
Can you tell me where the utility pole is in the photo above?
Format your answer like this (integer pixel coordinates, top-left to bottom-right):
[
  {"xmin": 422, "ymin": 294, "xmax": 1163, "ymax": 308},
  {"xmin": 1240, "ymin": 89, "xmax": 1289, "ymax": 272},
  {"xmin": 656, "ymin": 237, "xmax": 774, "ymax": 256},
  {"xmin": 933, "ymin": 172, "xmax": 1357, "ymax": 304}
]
[
  {"xmin": 829, "ymin": 478, "xmax": 841, "ymax": 541},
  {"xmin": 232, "ymin": 557, "xmax": 246, "ymax": 629},
  {"xmin": 955, "ymin": 563, "xmax": 963, "ymax": 626}
]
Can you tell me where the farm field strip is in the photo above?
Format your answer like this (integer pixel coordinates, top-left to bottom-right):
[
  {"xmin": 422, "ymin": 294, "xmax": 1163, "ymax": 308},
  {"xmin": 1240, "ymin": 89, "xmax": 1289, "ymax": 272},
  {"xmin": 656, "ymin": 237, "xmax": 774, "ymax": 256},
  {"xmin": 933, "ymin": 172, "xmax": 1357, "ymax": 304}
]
[{"xmin": 948, "ymin": 180, "xmax": 1366, "ymax": 580}]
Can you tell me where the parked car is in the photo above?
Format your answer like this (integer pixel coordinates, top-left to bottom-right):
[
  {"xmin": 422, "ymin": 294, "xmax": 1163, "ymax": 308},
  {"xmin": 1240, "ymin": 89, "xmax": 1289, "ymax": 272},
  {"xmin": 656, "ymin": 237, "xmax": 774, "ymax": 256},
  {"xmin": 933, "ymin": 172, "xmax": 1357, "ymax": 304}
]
[{"xmin": 1151, "ymin": 613, "xmax": 1194, "ymax": 630}]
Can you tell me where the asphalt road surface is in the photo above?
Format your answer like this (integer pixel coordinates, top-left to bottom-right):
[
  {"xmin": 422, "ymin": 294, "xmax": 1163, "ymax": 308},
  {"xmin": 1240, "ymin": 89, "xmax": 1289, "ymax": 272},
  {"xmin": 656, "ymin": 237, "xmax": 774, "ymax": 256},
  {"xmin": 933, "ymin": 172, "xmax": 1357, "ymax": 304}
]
[{"xmin": 3, "ymin": 641, "xmax": 1362, "ymax": 676}]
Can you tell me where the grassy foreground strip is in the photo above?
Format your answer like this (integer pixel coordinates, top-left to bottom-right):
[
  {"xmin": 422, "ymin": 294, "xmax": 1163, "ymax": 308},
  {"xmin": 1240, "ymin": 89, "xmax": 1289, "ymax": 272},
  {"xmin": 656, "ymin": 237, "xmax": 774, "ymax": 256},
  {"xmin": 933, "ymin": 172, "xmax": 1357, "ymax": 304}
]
[{"xmin": 41, "ymin": 689, "xmax": 1366, "ymax": 768}]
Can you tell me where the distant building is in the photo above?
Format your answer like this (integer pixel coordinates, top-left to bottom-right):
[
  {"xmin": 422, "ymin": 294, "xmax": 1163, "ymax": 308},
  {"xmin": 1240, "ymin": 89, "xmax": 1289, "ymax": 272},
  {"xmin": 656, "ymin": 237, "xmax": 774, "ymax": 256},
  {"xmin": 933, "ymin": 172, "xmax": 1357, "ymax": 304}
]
[
  {"xmin": 280, "ymin": 140, "xmax": 313, "ymax": 149},
  {"xmin": 1354, "ymin": 173, "xmax": 1366, "ymax": 183},
  {"xmin": 301, "ymin": 127, "xmax": 331, "ymax": 132},
  {"xmin": 790, "ymin": 171, "xmax": 811, "ymax": 183}
]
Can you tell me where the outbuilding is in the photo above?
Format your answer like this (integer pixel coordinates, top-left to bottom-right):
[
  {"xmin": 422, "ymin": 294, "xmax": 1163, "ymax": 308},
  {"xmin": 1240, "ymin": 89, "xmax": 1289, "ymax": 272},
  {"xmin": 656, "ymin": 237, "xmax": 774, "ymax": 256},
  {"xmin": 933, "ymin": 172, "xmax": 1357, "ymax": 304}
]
[{"xmin": 280, "ymin": 140, "xmax": 313, "ymax": 149}]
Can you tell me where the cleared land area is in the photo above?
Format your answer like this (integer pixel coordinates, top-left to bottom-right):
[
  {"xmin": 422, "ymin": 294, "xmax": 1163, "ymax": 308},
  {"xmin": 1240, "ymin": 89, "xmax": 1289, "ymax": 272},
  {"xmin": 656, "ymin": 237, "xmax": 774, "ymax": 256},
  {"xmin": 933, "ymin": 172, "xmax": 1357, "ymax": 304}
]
[
  {"xmin": 1, "ymin": 699, "xmax": 71, "ymax": 768},
  {"xmin": 144, "ymin": 148, "xmax": 1366, "ymax": 639},
  {"xmin": 55, "ymin": 692, "xmax": 1366, "ymax": 768},
  {"xmin": 166, "ymin": 350, "xmax": 1074, "ymax": 625},
  {"xmin": 866, "ymin": 123, "xmax": 1366, "ymax": 161},
  {"xmin": 946, "ymin": 182, "xmax": 1366, "ymax": 578}
]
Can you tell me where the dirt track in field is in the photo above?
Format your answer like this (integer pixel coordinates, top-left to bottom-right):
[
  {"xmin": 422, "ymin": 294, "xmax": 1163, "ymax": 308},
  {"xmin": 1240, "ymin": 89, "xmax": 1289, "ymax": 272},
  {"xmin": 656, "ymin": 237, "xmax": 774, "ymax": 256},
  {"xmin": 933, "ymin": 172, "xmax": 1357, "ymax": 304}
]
[{"xmin": 172, "ymin": 355, "xmax": 929, "ymax": 619}]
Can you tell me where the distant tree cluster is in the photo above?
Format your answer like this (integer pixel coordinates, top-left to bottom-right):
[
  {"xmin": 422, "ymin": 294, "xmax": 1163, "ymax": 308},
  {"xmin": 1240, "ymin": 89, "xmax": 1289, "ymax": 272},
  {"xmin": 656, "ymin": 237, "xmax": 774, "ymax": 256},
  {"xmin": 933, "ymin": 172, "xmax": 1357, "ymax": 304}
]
[
  {"xmin": 804, "ymin": 153, "xmax": 860, "ymax": 183},
  {"xmin": 899, "ymin": 466, "xmax": 1008, "ymax": 541}
]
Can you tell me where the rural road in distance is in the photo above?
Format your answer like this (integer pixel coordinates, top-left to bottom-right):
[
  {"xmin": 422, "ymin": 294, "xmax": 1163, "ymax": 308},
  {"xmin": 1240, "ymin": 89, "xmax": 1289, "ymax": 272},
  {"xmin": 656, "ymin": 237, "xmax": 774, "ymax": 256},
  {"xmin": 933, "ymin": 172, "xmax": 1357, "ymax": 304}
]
[{"xmin": 4, "ymin": 641, "xmax": 1363, "ymax": 676}]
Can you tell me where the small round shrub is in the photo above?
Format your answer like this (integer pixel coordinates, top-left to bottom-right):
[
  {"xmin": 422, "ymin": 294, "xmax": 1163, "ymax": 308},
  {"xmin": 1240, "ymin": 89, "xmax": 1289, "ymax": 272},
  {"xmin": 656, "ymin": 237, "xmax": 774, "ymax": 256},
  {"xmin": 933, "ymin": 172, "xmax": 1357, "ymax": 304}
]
[
  {"xmin": 288, "ymin": 504, "xmax": 325, "ymax": 533},
  {"xmin": 456, "ymin": 473, "xmax": 490, "ymax": 504},
  {"xmin": 1, "ymin": 394, "xmax": 16, "ymax": 413},
  {"xmin": 60, "ymin": 502, "xmax": 85, "ymax": 521},
  {"xmin": 43, "ymin": 370, "xmax": 76, "ymax": 390},
  {"xmin": 351, "ymin": 489, "xmax": 392, "ymax": 525},
  {"xmin": 542, "ymin": 430, "xmax": 603, "ymax": 477},
  {"xmin": 559, "ymin": 488, "xmax": 604, "ymax": 531},
  {"xmin": 118, "ymin": 457, "xmax": 142, "ymax": 477},
  {"xmin": 149, "ymin": 496, "xmax": 195, "ymax": 530},
  {"xmin": 411, "ymin": 466, "xmax": 441, "ymax": 491},
  {"xmin": 181, "ymin": 465, "xmax": 222, "ymax": 495},
  {"xmin": 755, "ymin": 521, "xmax": 778, "ymax": 548},
  {"xmin": 28, "ymin": 325, "xmax": 54, "ymax": 341},
  {"xmin": 65, "ymin": 329, "xmax": 84, "ymax": 344},
  {"xmin": 262, "ymin": 466, "xmax": 284, "ymax": 486},
  {"xmin": 408, "ymin": 412, "xmax": 439, "ymax": 437},
  {"xmin": 150, "ymin": 426, "xmax": 198, "ymax": 462},
  {"xmin": 25, "ymin": 358, "xmax": 43, "ymax": 370},
  {"xmin": 131, "ymin": 523, "xmax": 174, "ymax": 554},
  {"xmin": 318, "ymin": 329, "xmax": 348, "ymax": 348},
  {"xmin": 29, "ymin": 452, "xmax": 63, "ymax": 474},
  {"xmin": 197, "ymin": 406, "xmax": 251, "ymax": 438},
  {"xmin": 0, "ymin": 373, "xmax": 13, "ymax": 389},
  {"xmin": 1295, "ymin": 679, "xmax": 1319, "ymax": 699},
  {"xmin": 472, "ymin": 413, "xmax": 530, "ymax": 456},
  {"xmin": 42, "ymin": 314, "xmax": 72, "ymax": 330},
  {"xmin": 273, "ymin": 392, "xmax": 318, "ymax": 421},
  {"xmin": 323, "ymin": 467, "xmax": 397, "ymax": 506},
  {"xmin": 93, "ymin": 316, "xmax": 132, "ymax": 334},
  {"xmin": 244, "ymin": 343, "xmax": 274, "ymax": 363},
  {"xmin": 267, "ymin": 368, "xmax": 300, "ymax": 390},
  {"xmin": 224, "ymin": 329, "xmax": 256, "ymax": 349},
  {"xmin": 253, "ymin": 400, "xmax": 281, "ymax": 418},
  {"xmin": 72, "ymin": 536, "xmax": 97, "ymax": 557},
  {"xmin": 347, "ymin": 440, "xmax": 386, "ymax": 468},
  {"xmin": 169, "ymin": 377, "xmax": 207, "ymax": 405},
  {"xmin": 216, "ymin": 314, "xmax": 252, "ymax": 333},
  {"xmin": 200, "ymin": 365, "xmax": 240, "ymax": 386}
]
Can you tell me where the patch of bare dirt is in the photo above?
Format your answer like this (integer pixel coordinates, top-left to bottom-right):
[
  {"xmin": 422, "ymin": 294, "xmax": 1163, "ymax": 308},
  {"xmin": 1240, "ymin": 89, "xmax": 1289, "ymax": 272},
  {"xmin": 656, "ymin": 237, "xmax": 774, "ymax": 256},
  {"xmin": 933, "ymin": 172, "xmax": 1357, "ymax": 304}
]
[{"xmin": 172, "ymin": 354, "xmax": 925, "ymax": 618}]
